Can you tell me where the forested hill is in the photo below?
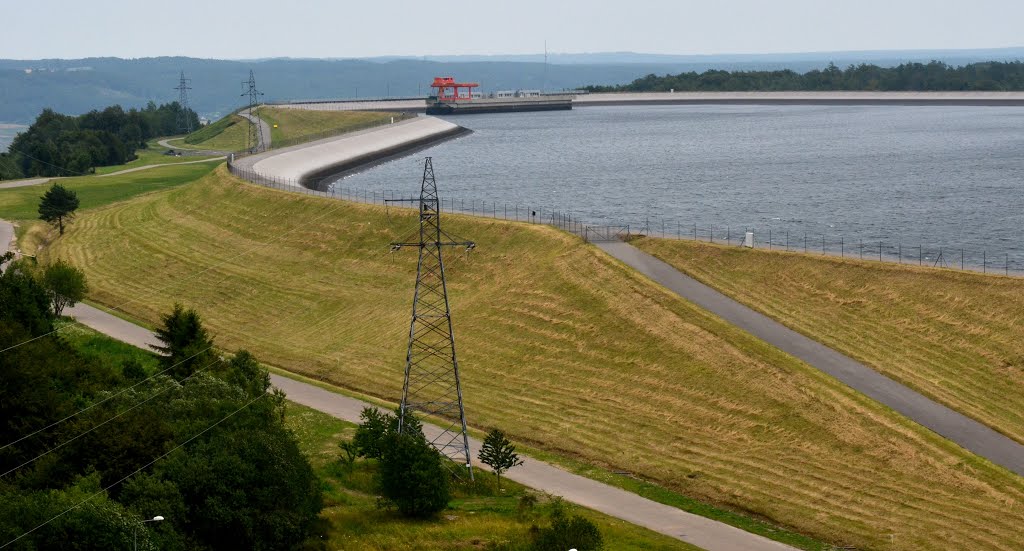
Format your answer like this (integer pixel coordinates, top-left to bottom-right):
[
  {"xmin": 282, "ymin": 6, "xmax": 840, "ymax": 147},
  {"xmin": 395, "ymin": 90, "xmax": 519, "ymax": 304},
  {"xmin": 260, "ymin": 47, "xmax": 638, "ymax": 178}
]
[
  {"xmin": 584, "ymin": 61, "xmax": 1024, "ymax": 92},
  {"xmin": 2, "ymin": 50, "xmax": 1023, "ymax": 123}
]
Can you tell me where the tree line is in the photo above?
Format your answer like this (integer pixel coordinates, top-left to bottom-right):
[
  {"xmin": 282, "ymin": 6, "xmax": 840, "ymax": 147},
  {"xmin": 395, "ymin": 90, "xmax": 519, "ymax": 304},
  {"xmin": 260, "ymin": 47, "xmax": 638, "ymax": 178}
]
[
  {"xmin": 0, "ymin": 102, "xmax": 199, "ymax": 179},
  {"xmin": 584, "ymin": 60, "xmax": 1024, "ymax": 93},
  {"xmin": 0, "ymin": 257, "xmax": 322, "ymax": 550}
]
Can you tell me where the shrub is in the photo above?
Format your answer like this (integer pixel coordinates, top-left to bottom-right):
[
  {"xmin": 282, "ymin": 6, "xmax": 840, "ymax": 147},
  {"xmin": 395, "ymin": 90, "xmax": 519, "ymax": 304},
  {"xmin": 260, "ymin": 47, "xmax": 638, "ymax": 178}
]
[{"xmin": 378, "ymin": 431, "xmax": 451, "ymax": 517}]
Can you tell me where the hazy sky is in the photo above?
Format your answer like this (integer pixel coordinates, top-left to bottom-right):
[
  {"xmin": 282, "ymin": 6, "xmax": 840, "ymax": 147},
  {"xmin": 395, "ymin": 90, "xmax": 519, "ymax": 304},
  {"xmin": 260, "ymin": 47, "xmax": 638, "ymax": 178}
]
[{"xmin": 4, "ymin": 0, "xmax": 1023, "ymax": 59}]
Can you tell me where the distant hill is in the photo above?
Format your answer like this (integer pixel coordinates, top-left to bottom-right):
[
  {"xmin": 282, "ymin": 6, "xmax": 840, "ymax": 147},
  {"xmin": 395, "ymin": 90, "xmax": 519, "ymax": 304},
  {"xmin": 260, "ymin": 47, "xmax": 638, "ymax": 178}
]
[{"xmin": 1, "ymin": 48, "xmax": 1022, "ymax": 123}]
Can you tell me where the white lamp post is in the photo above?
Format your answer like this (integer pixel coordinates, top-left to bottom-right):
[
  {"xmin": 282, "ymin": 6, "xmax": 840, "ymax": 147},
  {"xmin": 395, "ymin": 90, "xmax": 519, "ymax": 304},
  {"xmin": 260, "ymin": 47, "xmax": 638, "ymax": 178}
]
[{"xmin": 134, "ymin": 515, "xmax": 164, "ymax": 551}]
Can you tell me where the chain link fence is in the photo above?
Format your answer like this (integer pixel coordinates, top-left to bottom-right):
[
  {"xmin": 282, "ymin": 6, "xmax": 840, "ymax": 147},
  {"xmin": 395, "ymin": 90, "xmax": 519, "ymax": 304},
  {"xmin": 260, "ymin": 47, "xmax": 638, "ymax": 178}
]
[{"xmin": 226, "ymin": 159, "xmax": 1021, "ymax": 278}]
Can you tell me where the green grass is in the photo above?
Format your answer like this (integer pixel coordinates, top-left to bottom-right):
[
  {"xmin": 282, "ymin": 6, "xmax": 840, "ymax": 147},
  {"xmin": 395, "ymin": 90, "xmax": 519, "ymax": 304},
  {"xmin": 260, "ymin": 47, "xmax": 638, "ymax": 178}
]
[
  {"xmin": 91, "ymin": 139, "xmax": 219, "ymax": 175},
  {"xmin": 632, "ymin": 237, "xmax": 1024, "ymax": 445},
  {"xmin": 183, "ymin": 112, "xmax": 248, "ymax": 149},
  {"xmin": 55, "ymin": 319, "xmax": 161, "ymax": 372},
  {"xmin": 42, "ymin": 166, "xmax": 1024, "ymax": 550},
  {"xmin": 257, "ymin": 107, "xmax": 400, "ymax": 146},
  {"xmin": 285, "ymin": 401, "xmax": 696, "ymax": 550},
  {"xmin": 0, "ymin": 160, "xmax": 221, "ymax": 222}
]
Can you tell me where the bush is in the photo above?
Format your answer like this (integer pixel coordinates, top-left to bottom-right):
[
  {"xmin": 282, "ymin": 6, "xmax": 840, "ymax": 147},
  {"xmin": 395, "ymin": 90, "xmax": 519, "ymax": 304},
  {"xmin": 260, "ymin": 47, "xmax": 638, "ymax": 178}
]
[
  {"xmin": 378, "ymin": 431, "xmax": 451, "ymax": 517},
  {"xmin": 531, "ymin": 500, "xmax": 603, "ymax": 551},
  {"xmin": 352, "ymin": 407, "xmax": 423, "ymax": 459}
]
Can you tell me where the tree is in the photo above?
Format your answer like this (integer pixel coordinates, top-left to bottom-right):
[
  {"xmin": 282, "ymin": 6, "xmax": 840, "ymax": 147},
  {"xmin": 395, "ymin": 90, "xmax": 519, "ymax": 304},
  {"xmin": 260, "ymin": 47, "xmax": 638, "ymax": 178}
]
[
  {"xmin": 352, "ymin": 406, "xmax": 423, "ymax": 460},
  {"xmin": 152, "ymin": 303, "xmax": 216, "ymax": 378},
  {"xmin": 38, "ymin": 183, "xmax": 80, "ymax": 235},
  {"xmin": 478, "ymin": 428, "xmax": 524, "ymax": 491},
  {"xmin": 40, "ymin": 259, "xmax": 88, "ymax": 316},
  {"xmin": 378, "ymin": 431, "xmax": 451, "ymax": 517}
]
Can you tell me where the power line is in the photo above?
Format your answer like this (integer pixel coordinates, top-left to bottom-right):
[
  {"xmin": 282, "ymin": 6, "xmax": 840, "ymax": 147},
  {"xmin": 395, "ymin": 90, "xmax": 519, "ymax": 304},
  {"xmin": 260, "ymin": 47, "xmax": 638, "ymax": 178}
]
[
  {"xmin": 0, "ymin": 392, "xmax": 265, "ymax": 550},
  {"xmin": 0, "ymin": 341, "xmax": 218, "ymax": 453},
  {"xmin": 0, "ymin": 355, "xmax": 226, "ymax": 479}
]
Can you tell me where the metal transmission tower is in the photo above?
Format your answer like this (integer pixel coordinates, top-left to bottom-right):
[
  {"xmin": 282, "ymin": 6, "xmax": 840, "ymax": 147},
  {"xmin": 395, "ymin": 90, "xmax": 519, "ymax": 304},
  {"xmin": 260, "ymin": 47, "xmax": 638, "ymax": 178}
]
[
  {"xmin": 173, "ymin": 71, "xmax": 194, "ymax": 135},
  {"xmin": 388, "ymin": 157, "xmax": 476, "ymax": 479},
  {"xmin": 240, "ymin": 70, "xmax": 263, "ymax": 153}
]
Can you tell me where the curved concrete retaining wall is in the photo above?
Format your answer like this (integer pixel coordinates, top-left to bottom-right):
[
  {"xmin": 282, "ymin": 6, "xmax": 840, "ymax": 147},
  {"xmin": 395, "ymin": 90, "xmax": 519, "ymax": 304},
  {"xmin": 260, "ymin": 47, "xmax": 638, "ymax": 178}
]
[{"xmin": 232, "ymin": 116, "xmax": 466, "ymax": 189}]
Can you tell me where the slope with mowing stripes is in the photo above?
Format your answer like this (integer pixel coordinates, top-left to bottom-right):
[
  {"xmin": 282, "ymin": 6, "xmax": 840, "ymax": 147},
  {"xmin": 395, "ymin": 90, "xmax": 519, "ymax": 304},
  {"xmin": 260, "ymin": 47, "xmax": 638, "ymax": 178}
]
[
  {"xmin": 631, "ymin": 238, "xmax": 1024, "ymax": 445},
  {"xmin": 43, "ymin": 167, "xmax": 1024, "ymax": 550}
]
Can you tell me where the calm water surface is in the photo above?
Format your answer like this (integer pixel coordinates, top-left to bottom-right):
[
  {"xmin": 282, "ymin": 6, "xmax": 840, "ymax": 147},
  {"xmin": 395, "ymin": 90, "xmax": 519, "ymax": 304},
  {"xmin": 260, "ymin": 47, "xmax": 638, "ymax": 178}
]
[{"xmin": 331, "ymin": 105, "xmax": 1024, "ymax": 266}]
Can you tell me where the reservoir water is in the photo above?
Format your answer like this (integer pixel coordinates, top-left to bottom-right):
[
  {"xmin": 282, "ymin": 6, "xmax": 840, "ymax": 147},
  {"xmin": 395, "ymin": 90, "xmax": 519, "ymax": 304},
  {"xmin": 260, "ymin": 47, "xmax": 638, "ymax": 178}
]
[{"xmin": 330, "ymin": 105, "xmax": 1024, "ymax": 269}]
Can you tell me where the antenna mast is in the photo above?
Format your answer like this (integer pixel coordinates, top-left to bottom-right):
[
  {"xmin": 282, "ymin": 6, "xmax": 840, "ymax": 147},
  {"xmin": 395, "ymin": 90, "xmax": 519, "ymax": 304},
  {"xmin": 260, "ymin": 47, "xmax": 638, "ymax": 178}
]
[
  {"xmin": 240, "ymin": 70, "xmax": 264, "ymax": 153},
  {"xmin": 388, "ymin": 157, "xmax": 475, "ymax": 479},
  {"xmin": 173, "ymin": 70, "xmax": 193, "ymax": 135}
]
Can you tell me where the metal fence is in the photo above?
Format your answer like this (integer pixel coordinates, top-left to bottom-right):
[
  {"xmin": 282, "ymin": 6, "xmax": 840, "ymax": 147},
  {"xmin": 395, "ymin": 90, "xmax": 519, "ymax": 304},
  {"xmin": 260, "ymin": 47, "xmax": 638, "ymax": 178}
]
[
  {"xmin": 631, "ymin": 218, "xmax": 1021, "ymax": 277},
  {"xmin": 226, "ymin": 160, "xmax": 1021, "ymax": 278}
]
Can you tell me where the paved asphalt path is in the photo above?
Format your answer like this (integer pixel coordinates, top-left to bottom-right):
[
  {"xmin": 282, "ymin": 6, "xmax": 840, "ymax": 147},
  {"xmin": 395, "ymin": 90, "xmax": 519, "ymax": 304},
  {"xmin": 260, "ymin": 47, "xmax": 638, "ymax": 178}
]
[
  {"xmin": 597, "ymin": 241, "xmax": 1024, "ymax": 477},
  {"xmin": 0, "ymin": 177, "xmax": 51, "ymax": 189},
  {"xmin": 0, "ymin": 217, "xmax": 793, "ymax": 550},
  {"xmin": 239, "ymin": 109, "xmax": 272, "ymax": 151}
]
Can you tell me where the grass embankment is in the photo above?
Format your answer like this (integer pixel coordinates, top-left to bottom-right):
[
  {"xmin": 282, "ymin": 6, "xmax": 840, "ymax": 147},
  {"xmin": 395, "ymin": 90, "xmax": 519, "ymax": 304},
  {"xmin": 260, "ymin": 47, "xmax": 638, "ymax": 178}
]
[
  {"xmin": 40, "ymin": 167, "xmax": 1024, "ymax": 550},
  {"xmin": 257, "ymin": 107, "xmax": 397, "ymax": 146},
  {"xmin": 0, "ymin": 161, "xmax": 220, "ymax": 257},
  {"xmin": 287, "ymin": 402, "xmax": 694, "ymax": 550},
  {"xmin": 632, "ymin": 237, "xmax": 1024, "ymax": 444},
  {"xmin": 180, "ymin": 113, "xmax": 249, "ymax": 150},
  {"xmin": 179, "ymin": 108, "xmax": 399, "ymax": 152}
]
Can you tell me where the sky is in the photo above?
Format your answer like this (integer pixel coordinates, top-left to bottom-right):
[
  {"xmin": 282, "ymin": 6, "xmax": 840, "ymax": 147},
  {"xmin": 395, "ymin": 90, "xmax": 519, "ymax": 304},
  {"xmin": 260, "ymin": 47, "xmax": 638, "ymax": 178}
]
[{"xmin": 3, "ymin": 0, "xmax": 1023, "ymax": 60}]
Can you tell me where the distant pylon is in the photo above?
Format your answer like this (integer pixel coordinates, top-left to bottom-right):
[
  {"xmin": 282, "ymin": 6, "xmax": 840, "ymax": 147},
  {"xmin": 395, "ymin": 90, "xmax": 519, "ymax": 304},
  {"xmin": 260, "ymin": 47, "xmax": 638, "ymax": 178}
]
[
  {"xmin": 173, "ymin": 71, "xmax": 193, "ymax": 135},
  {"xmin": 240, "ymin": 70, "xmax": 263, "ymax": 153},
  {"xmin": 388, "ymin": 157, "xmax": 475, "ymax": 479}
]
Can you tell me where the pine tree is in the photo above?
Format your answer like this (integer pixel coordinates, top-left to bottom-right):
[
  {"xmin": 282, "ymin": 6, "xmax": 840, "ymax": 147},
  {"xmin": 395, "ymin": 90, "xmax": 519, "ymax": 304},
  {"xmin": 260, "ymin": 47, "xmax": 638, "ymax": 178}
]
[
  {"xmin": 38, "ymin": 184, "xmax": 80, "ymax": 235},
  {"xmin": 478, "ymin": 428, "xmax": 524, "ymax": 490}
]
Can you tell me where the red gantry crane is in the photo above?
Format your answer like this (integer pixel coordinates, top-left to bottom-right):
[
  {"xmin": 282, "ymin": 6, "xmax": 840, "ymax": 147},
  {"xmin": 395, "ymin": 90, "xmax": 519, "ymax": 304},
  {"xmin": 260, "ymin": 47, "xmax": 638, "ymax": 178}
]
[{"xmin": 431, "ymin": 77, "xmax": 479, "ymax": 101}]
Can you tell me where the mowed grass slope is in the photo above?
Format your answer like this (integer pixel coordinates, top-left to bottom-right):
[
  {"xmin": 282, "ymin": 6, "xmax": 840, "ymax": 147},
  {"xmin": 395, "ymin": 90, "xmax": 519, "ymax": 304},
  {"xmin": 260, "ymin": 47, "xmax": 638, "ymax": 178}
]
[
  {"xmin": 181, "ymin": 113, "xmax": 249, "ymax": 150},
  {"xmin": 258, "ymin": 107, "xmax": 398, "ymax": 145},
  {"xmin": 632, "ymin": 238, "xmax": 1024, "ymax": 444},
  {"xmin": 43, "ymin": 167, "xmax": 1024, "ymax": 550}
]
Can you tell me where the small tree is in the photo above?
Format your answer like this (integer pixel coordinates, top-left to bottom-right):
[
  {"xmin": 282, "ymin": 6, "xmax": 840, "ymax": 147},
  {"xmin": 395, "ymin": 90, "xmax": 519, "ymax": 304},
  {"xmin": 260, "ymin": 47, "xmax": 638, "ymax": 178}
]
[
  {"xmin": 378, "ymin": 431, "xmax": 451, "ymax": 518},
  {"xmin": 479, "ymin": 428, "xmax": 524, "ymax": 491},
  {"xmin": 152, "ymin": 303, "xmax": 216, "ymax": 378},
  {"xmin": 40, "ymin": 259, "xmax": 87, "ymax": 316},
  {"xmin": 38, "ymin": 183, "xmax": 80, "ymax": 235}
]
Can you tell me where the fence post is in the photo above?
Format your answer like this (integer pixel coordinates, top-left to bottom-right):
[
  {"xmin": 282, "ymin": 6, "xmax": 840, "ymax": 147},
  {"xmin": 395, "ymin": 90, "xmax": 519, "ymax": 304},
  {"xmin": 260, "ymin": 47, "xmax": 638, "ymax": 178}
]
[
  {"xmin": 1006, "ymin": 254, "xmax": 1009, "ymax": 276},
  {"xmin": 879, "ymin": 241, "xmax": 882, "ymax": 262},
  {"xmin": 841, "ymin": 237, "xmax": 844, "ymax": 257},
  {"xmin": 860, "ymin": 240, "xmax": 863, "ymax": 259},
  {"xmin": 727, "ymin": 226, "xmax": 730, "ymax": 245},
  {"xmin": 919, "ymin": 245, "xmax": 923, "ymax": 266},
  {"xmin": 710, "ymin": 224, "xmax": 713, "ymax": 243},
  {"xmin": 769, "ymin": 229, "xmax": 772, "ymax": 250},
  {"xmin": 983, "ymin": 250, "xmax": 987, "ymax": 274},
  {"xmin": 961, "ymin": 249, "xmax": 964, "ymax": 270},
  {"xmin": 822, "ymin": 236, "xmax": 826, "ymax": 255},
  {"xmin": 898, "ymin": 242, "xmax": 902, "ymax": 264},
  {"xmin": 692, "ymin": 223, "xmax": 697, "ymax": 241},
  {"xmin": 804, "ymin": 233, "xmax": 808, "ymax": 253}
]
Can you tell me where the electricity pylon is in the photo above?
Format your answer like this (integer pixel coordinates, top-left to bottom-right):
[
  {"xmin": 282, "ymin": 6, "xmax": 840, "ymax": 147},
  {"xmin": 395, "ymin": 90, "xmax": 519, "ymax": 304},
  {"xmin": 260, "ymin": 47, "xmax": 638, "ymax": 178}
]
[
  {"xmin": 173, "ymin": 71, "xmax": 193, "ymax": 135},
  {"xmin": 240, "ymin": 70, "xmax": 263, "ymax": 153},
  {"xmin": 389, "ymin": 157, "xmax": 475, "ymax": 479}
]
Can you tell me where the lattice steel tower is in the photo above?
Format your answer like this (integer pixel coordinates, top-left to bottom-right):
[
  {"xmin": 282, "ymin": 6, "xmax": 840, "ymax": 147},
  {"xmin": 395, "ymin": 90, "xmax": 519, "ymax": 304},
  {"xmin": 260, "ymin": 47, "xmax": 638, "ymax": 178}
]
[
  {"xmin": 173, "ymin": 71, "xmax": 193, "ymax": 135},
  {"xmin": 389, "ymin": 157, "xmax": 475, "ymax": 479},
  {"xmin": 240, "ymin": 70, "xmax": 263, "ymax": 153}
]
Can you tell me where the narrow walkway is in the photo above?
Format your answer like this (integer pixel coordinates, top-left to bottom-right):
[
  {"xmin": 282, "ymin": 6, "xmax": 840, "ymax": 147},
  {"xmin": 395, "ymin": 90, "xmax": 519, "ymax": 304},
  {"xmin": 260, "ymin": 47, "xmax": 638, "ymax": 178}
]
[
  {"xmin": 597, "ymin": 241, "xmax": 1024, "ymax": 477},
  {"xmin": 239, "ymin": 109, "xmax": 272, "ymax": 151},
  {"xmin": 0, "ymin": 177, "xmax": 51, "ymax": 189},
  {"xmin": 98, "ymin": 156, "xmax": 224, "ymax": 178}
]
